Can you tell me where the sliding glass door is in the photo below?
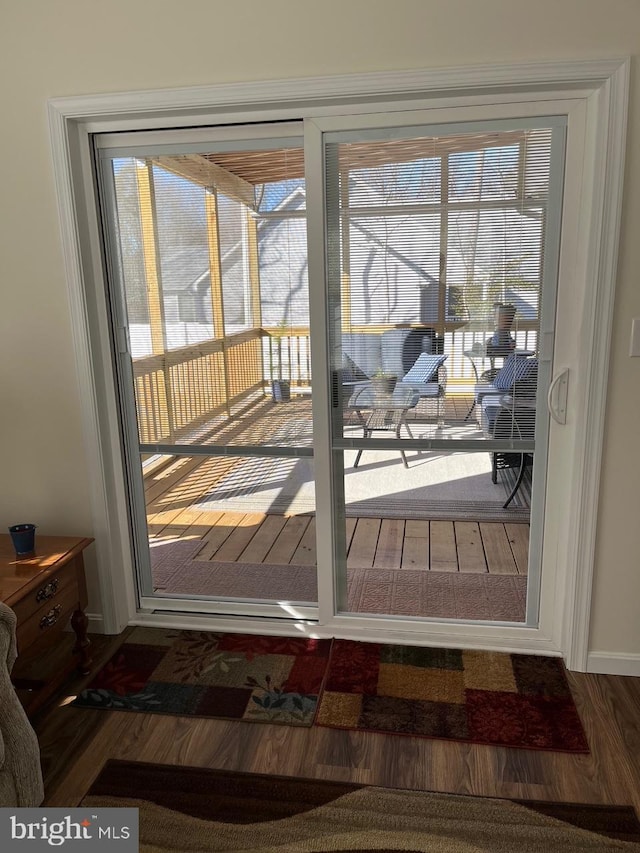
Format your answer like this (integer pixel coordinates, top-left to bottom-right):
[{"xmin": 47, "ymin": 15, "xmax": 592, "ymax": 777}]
[
  {"xmin": 98, "ymin": 125, "xmax": 319, "ymax": 618},
  {"xmin": 319, "ymin": 116, "xmax": 565, "ymax": 625},
  {"xmin": 96, "ymin": 111, "xmax": 565, "ymax": 629}
]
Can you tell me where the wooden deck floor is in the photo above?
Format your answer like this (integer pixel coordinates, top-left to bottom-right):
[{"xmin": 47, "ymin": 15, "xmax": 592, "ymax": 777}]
[
  {"xmin": 144, "ymin": 393, "xmax": 528, "ymax": 576},
  {"xmin": 152, "ymin": 512, "xmax": 528, "ymax": 575}
]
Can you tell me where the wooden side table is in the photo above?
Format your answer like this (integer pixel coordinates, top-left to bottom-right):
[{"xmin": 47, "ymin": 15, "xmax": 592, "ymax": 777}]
[{"xmin": 0, "ymin": 534, "xmax": 94, "ymax": 715}]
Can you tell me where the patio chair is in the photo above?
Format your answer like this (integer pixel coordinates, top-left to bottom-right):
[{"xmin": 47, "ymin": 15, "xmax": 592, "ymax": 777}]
[
  {"xmin": 347, "ymin": 384, "xmax": 420, "ymax": 468},
  {"xmin": 397, "ymin": 352, "xmax": 448, "ymax": 427},
  {"xmin": 478, "ymin": 355, "xmax": 538, "ymax": 507},
  {"xmin": 473, "ymin": 351, "xmax": 537, "ymax": 413},
  {"xmin": 486, "ymin": 397, "xmax": 536, "ymax": 507},
  {"xmin": 340, "ymin": 332, "xmax": 448, "ymax": 425}
]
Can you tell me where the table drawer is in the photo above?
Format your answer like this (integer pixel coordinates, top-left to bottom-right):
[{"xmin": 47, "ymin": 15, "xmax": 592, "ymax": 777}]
[
  {"xmin": 11, "ymin": 561, "xmax": 77, "ymax": 626},
  {"xmin": 15, "ymin": 580, "xmax": 79, "ymax": 653}
]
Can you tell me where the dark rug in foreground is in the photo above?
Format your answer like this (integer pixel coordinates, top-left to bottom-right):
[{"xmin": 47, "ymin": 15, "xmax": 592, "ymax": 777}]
[
  {"xmin": 72, "ymin": 628, "xmax": 330, "ymax": 726},
  {"xmin": 82, "ymin": 760, "xmax": 640, "ymax": 851},
  {"xmin": 317, "ymin": 640, "xmax": 589, "ymax": 752}
]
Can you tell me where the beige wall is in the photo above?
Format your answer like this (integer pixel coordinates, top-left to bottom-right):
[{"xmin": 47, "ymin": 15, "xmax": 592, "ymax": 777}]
[{"xmin": 1, "ymin": 1, "xmax": 639, "ymax": 660}]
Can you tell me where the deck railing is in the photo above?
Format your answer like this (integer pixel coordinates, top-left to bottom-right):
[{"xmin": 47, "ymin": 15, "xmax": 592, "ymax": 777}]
[
  {"xmin": 263, "ymin": 325, "xmax": 538, "ymax": 389},
  {"xmin": 132, "ymin": 329, "xmax": 263, "ymax": 443},
  {"xmin": 263, "ymin": 327, "xmax": 313, "ymax": 389},
  {"xmin": 132, "ymin": 324, "xmax": 539, "ymax": 442},
  {"xmin": 445, "ymin": 327, "xmax": 539, "ymax": 385}
]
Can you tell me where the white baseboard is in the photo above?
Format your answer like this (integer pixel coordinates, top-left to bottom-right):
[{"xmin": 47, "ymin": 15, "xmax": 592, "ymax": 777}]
[
  {"xmin": 130, "ymin": 610, "xmax": 561, "ymax": 657},
  {"xmin": 586, "ymin": 652, "xmax": 640, "ymax": 677},
  {"xmin": 86, "ymin": 612, "xmax": 107, "ymax": 633},
  {"xmin": 76, "ymin": 613, "xmax": 640, "ymax": 675}
]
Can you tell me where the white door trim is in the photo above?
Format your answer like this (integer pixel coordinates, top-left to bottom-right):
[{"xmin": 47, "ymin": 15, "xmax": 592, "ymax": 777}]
[{"xmin": 47, "ymin": 58, "xmax": 629, "ymax": 670}]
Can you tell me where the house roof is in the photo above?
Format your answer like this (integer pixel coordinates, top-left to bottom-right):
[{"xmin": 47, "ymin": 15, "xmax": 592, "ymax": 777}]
[{"xmin": 159, "ymin": 247, "xmax": 210, "ymax": 292}]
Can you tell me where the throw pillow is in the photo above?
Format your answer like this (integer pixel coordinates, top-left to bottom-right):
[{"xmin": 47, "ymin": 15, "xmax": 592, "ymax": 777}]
[
  {"xmin": 512, "ymin": 358, "xmax": 538, "ymax": 396},
  {"xmin": 493, "ymin": 354, "xmax": 537, "ymax": 391},
  {"xmin": 403, "ymin": 353, "xmax": 447, "ymax": 383}
]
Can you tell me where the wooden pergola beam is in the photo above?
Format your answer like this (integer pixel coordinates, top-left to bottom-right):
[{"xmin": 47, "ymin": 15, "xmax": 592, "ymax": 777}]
[{"xmin": 154, "ymin": 155, "xmax": 255, "ymax": 208}]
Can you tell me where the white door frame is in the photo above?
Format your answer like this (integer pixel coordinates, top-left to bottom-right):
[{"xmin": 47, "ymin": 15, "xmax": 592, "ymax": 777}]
[{"xmin": 47, "ymin": 58, "xmax": 629, "ymax": 670}]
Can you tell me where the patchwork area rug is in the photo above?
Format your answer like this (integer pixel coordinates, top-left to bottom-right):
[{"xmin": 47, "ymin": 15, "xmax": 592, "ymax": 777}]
[
  {"xmin": 316, "ymin": 640, "xmax": 589, "ymax": 752},
  {"xmin": 82, "ymin": 760, "xmax": 640, "ymax": 851},
  {"xmin": 72, "ymin": 629, "xmax": 331, "ymax": 726},
  {"xmin": 73, "ymin": 630, "xmax": 588, "ymax": 754}
]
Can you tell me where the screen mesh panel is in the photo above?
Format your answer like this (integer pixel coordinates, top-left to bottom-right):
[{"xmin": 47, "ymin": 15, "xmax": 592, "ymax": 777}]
[{"xmin": 107, "ymin": 142, "xmax": 310, "ymax": 448}]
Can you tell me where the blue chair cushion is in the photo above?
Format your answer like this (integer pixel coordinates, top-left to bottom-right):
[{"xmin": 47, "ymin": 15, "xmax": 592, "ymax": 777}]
[
  {"xmin": 493, "ymin": 353, "xmax": 537, "ymax": 391},
  {"xmin": 402, "ymin": 353, "xmax": 447, "ymax": 383}
]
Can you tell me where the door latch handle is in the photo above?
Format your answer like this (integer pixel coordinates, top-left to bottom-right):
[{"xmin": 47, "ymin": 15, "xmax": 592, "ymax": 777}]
[{"xmin": 547, "ymin": 368, "xmax": 569, "ymax": 424}]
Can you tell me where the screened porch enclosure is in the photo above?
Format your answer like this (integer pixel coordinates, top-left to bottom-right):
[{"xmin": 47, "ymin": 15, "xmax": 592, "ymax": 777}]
[{"xmin": 105, "ymin": 122, "xmax": 552, "ymax": 622}]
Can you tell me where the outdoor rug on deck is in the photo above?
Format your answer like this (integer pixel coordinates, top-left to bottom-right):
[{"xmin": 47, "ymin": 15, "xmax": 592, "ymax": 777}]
[
  {"xmin": 316, "ymin": 640, "xmax": 589, "ymax": 753},
  {"xmin": 82, "ymin": 760, "xmax": 640, "ymax": 851},
  {"xmin": 346, "ymin": 569, "xmax": 527, "ymax": 621},
  {"xmin": 72, "ymin": 629, "xmax": 331, "ymax": 726},
  {"xmin": 151, "ymin": 540, "xmax": 318, "ymax": 600},
  {"xmin": 154, "ymin": 563, "xmax": 526, "ymax": 622},
  {"xmin": 150, "ymin": 541, "xmax": 527, "ymax": 621}
]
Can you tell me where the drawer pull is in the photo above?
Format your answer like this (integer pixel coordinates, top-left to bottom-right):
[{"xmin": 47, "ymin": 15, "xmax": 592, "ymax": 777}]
[
  {"xmin": 40, "ymin": 605, "xmax": 62, "ymax": 629},
  {"xmin": 36, "ymin": 578, "xmax": 59, "ymax": 602}
]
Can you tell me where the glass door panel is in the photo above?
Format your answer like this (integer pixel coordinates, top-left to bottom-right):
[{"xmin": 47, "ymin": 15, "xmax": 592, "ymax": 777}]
[
  {"xmin": 101, "ymin": 132, "xmax": 317, "ymax": 615},
  {"xmin": 324, "ymin": 120, "xmax": 563, "ymax": 624}
]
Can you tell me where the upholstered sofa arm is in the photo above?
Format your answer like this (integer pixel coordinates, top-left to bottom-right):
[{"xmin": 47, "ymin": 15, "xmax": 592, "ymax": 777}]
[
  {"xmin": 0, "ymin": 602, "xmax": 44, "ymax": 807},
  {"xmin": 0, "ymin": 602, "xmax": 17, "ymax": 672}
]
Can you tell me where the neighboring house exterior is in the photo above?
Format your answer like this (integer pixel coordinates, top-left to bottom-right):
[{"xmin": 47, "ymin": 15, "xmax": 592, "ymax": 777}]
[{"xmin": 124, "ymin": 144, "xmax": 542, "ymax": 358}]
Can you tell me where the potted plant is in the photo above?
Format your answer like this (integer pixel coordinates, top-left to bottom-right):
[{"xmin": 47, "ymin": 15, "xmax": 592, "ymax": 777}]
[
  {"xmin": 270, "ymin": 319, "xmax": 291, "ymax": 402},
  {"xmin": 371, "ymin": 368, "xmax": 397, "ymax": 396}
]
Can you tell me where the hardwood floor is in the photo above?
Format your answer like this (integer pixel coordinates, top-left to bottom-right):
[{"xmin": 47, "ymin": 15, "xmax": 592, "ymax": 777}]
[
  {"xmin": 35, "ymin": 635, "xmax": 640, "ymax": 813},
  {"xmin": 33, "ymin": 397, "xmax": 637, "ymax": 814}
]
